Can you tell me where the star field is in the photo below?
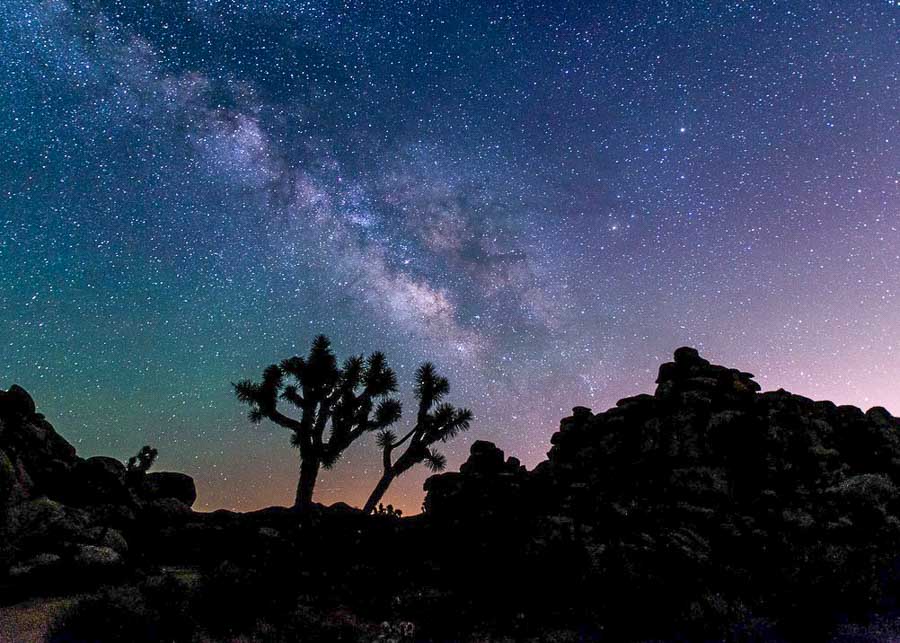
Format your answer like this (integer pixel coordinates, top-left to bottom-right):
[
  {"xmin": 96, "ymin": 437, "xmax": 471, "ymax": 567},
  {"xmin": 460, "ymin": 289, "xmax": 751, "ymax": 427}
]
[{"xmin": 1, "ymin": 1, "xmax": 898, "ymax": 514}]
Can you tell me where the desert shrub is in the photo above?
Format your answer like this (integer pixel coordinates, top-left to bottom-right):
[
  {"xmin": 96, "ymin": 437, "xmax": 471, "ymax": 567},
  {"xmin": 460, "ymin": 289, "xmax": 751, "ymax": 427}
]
[
  {"xmin": 140, "ymin": 575, "xmax": 196, "ymax": 641},
  {"xmin": 373, "ymin": 503, "xmax": 403, "ymax": 518},
  {"xmin": 193, "ymin": 560, "xmax": 287, "ymax": 636},
  {"xmin": 48, "ymin": 577, "xmax": 195, "ymax": 643},
  {"xmin": 274, "ymin": 606, "xmax": 373, "ymax": 642}
]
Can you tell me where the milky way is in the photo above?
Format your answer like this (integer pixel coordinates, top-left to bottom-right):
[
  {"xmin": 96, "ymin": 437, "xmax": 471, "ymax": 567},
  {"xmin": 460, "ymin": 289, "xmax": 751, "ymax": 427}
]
[{"xmin": 1, "ymin": 1, "xmax": 898, "ymax": 513}]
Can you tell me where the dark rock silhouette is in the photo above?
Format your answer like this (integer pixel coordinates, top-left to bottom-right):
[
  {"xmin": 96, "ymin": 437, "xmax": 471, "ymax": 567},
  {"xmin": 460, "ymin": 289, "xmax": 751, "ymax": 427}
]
[
  {"xmin": 139, "ymin": 471, "xmax": 197, "ymax": 506},
  {"xmin": 0, "ymin": 385, "xmax": 197, "ymax": 599},
  {"xmin": 0, "ymin": 384, "xmax": 37, "ymax": 419},
  {"xmin": 423, "ymin": 440, "xmax": 527, "ymax": 518},
  {"xmin": 65, "ymin": 456, "xmax": 135, "ymax": 507},
  {"xmin": 422, "ymin": 347, "xmax": 900, "ymax": 639},
  {"xmin": 0, "ymin": 392, "xmax": 78, "ymax": 504}
]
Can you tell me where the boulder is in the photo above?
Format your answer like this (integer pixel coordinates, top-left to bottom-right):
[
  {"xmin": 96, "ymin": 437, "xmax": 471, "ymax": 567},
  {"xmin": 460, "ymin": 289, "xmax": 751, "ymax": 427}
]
[
  {"xmin": 144, "ymin": 497, "xmax": 193, "ymax": 524},
  {"xmin": 86, "ymin": 455, "xmax": 127, "ymax": 480},
  {"xmin": 73, "ymin": 544, "xmax": 122, "ymax": 568},
  {"xmin": 655, "ymin": 347, "xmax": 760, "ymax": 401},
  {"xmin": 140, "ymin": 471, "xmax": 197, "ymax": 507},
  {"xmin": 10, "ymin": 497, "xmax": 69, "ymax": 534},
  {"xmin": 460, "ymin": 440, "xmax": 507, "ymax": 475},
  {"xmin": 0, "ymin": 448, "xmax": 17, "ymax": 506},
  {"xmin": 506, "ymin": 456, "xmax": 524, "ymax": 472},
  {"xmin": 1, "ymin": 412, "xmax": 79, "ymax": 501},
  {"xmin": 9, "ymin": 497, "xmax": 92, "ymax": 546},
  {"xmin": 0, "ymin": 385, "xmax": 36, "ymax": 420},
  {"xmin": 425, "ymin": 441, "xmax": 529, "ymax": 518},
  {"xmin": 571, "ymin": 405, "xmax": 593, "ymax": 419},
  {"xmin": 84, "ymin": 526, "xmax": 129, "ymax": 554},
  {"xmin": 8, "ymin": 552, "xmax": 62, "ymax": 578},
  {"xmin": 866, "ymin": 406, "xmax": 898, "ymax": 429},
  {"xmin": 86, "ymin": 503, "xmax": 138, "ymax": 531},
  {"xmin": 674, "ymin": 346, "xmax": 709, "ymax": 367},
  {"xmin": 66, "ymin": 456, "xmax": 133, "ymax": 507}
]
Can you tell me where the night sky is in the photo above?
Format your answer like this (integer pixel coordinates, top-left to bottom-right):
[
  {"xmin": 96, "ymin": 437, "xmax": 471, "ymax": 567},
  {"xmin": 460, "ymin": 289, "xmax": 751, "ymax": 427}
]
[{"xmin": 1, "ymin": 1, "xmax": 898, "ymax": 514}]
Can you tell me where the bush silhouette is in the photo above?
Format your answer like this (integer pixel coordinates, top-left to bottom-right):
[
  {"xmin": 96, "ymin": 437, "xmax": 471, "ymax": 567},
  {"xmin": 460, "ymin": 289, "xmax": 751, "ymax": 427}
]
[
  {"xmin": 373, "ymin": 503, "xmax": 403, "ymax": 518},
  {"xmin": 49, "ymin": 578, "xmax": 195, "ymax": 643}
]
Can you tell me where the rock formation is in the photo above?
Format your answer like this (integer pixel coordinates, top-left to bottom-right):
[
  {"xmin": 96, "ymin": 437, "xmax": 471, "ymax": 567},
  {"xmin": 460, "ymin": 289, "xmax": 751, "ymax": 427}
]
[
  {"xmin": 0, "ymin": 385, "xmax": 197, "ymax": 595},
  {"xmin": 423, "ymin": 440, "xmax": 528, "ymax": 518},
  {"xmin": 423, "ymin": 347, "xmax": 900, "ymax": 636}
]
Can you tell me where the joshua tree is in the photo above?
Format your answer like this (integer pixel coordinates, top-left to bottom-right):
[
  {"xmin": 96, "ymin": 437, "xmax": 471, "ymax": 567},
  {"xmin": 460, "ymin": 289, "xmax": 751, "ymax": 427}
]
[
  {"xmin": 127, "ymin": 445, "xmax": 158, "ymax": 475},
  {"xmin": 234, "ymin": 335, "xmax": 402, "ymax": 510},
  {"xmin": 363, "ymin": 362, "xmax": 472, "ymax": 514},
  {"xmin": 125, "ymin": 445, "xmax": 158, "ymax": 487}
]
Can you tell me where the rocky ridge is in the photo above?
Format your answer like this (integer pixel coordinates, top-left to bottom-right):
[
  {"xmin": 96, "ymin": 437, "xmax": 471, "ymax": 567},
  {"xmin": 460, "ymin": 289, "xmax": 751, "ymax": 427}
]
[
  {"xmin": 423, "ymin": 347, "xmax": 900, "ymax": 635},
  {"xmin": 0, "ymin": 385, "xmax": 197, "ymax": 596}
]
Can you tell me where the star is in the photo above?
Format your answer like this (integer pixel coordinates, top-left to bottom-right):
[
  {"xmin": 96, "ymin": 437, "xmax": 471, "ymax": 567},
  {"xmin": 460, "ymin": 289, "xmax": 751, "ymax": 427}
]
[{"xmin": 0, "ymin": 0, "xmax": 897, "ymax": 514}]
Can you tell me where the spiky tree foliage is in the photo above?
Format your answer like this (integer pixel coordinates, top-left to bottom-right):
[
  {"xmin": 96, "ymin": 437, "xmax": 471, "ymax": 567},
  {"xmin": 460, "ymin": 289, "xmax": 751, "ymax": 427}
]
[
  {"xmin": 234, "ymin": 335, "xmax": 401, "ymax": 509},
  {"xmin": 127, "ymin": 446, "xmax": 158, "ymax": 475},
  {"xmin": 363, "ymin": 362, "xmax": 472, "ymax": 514}
]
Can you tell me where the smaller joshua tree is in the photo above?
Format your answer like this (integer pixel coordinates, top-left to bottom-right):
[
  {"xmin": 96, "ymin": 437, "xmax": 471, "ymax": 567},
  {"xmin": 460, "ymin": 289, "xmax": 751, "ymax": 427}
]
[
  {"xmin": 363, "ymin": 363, "xmax": 472, "ymax": 514},
  {"xmin": 125, "ymin": 445, "xmax": 158, "ymax": 486},
  {"xmin": 127, "ymin": 445, "xmax": 158, "ymax": 475}
]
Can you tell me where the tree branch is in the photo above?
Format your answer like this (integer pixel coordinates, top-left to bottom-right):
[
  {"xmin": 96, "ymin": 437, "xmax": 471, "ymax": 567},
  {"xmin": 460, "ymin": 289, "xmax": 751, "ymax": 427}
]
[
  {"xmin": 382, "ymin": 443, "xmax": 393, "ymax": 472},
  {"xmin": 267, "ymin": 409, "xmax": 305, "ymax": 433},
  {"xmin": 391, "ymin": 425, "xmax": 419, "ymax": 450}
]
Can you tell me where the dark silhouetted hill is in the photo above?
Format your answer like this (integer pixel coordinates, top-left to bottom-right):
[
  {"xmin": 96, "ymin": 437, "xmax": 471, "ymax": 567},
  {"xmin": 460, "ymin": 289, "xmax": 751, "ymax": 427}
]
[{"xmin": 422, "ymin": 347, "xmax": 900, "ymax": 639}]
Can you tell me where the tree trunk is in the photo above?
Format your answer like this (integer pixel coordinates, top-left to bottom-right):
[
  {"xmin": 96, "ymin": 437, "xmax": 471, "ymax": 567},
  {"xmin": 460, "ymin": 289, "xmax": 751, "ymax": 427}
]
[
  {"xmin": 363, "ymin": 471, "xmax": 395, "ymax": 514},
  {"xmin": 294, "ymin": 456, "xmax": 320, "ymax": 510}
]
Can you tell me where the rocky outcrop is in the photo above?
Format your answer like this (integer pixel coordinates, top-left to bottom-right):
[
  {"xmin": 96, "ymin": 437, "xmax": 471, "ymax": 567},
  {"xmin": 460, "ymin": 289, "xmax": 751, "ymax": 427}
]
[
  {"xmin": 0, "ymin": 408, "xmax": 78, "ymax": 503},
  {"xmin": 0, "ymin": 385, "xmax": 36, "ymax": 420},
  {"xmin": 428, "ymin": 346, "xmax": 900, "ymax": 519},
  {"xmin": 423, "ymin": 348, "xmax": 900, "ymax": 635},
  {"xmin": 140, "ymin": 471, "xmax": 197, "ymax": 506},
  {"xmin": 64, "ymin": 456, "xmax": 136, "ymax": 508},
  {"xmin": 423, "ymin": 440, "xmax": 527, "ymax": 518},
  {"xmin": 5, "ymin": 352, "xmax": 900, "ymax": 639},
  {"xmin": 0, "ymin": 384, "xmax": 198, "ymax": 591}
]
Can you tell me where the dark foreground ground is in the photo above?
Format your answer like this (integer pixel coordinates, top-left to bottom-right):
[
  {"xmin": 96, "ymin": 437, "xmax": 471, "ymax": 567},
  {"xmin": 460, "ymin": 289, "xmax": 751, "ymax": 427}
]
[
  {"xmin": 6, "ymin": 589, "xmax": 900, "ymax": 642},
  {"xmin": 4, "ymin": 348, "xmax": 900, "ymax": 641}
]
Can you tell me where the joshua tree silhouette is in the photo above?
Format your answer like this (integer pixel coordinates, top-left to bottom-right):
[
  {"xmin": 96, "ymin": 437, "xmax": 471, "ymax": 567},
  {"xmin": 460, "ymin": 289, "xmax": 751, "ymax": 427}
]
[
  {"xmin": 234, "ymin": 335, "xmax": 402, "ymax": 510},
  {"xmin": 127, "ymin": 445, "xmax": 158, "ymax": 475},
  {"xmin": 363, "ymin": 362, "xmax": 472, "ymax": 514}
]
